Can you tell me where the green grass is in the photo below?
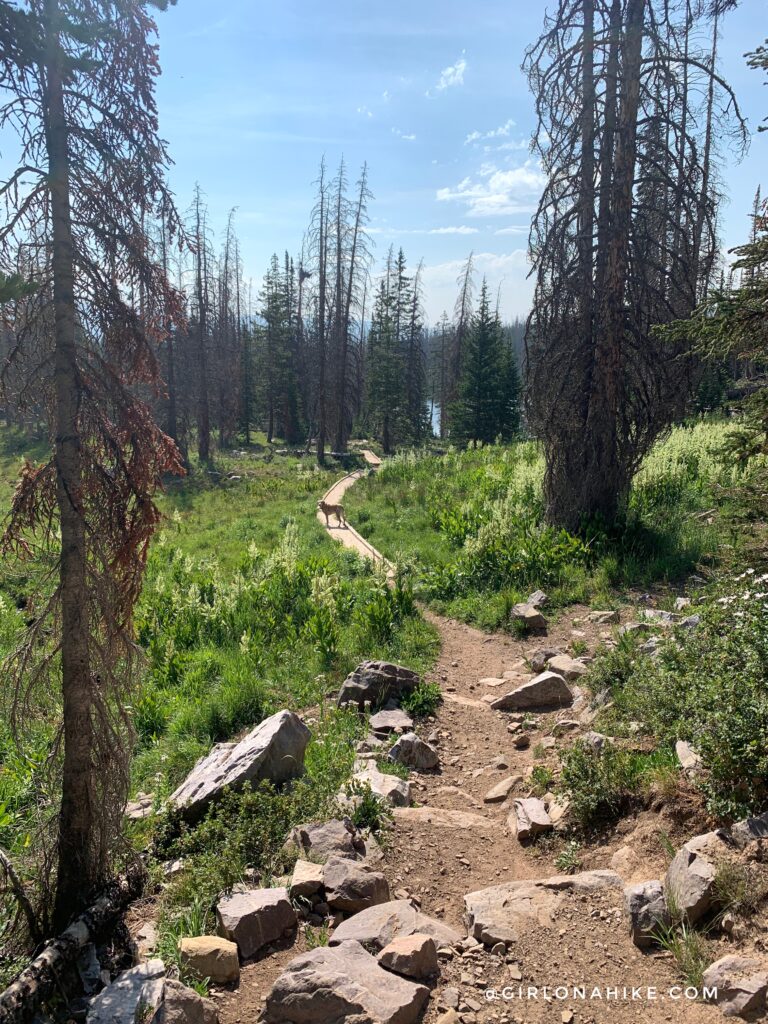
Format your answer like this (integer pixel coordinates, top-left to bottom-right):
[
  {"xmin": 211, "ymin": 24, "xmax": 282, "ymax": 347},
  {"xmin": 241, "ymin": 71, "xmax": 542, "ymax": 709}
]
[
  {"xmin": 0, "ymin": 433, "xmax": 438, "ymax": 968},
  {"xmin": 343, "ymin": 420, "xmax": 756, "ymax": 630}
]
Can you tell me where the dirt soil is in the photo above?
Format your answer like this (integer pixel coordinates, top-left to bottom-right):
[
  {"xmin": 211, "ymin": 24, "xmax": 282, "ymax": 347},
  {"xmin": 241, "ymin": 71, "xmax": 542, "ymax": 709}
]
[{"xmin": 210, "ymin": 464, "xmax": 736, "ymax": 1024}]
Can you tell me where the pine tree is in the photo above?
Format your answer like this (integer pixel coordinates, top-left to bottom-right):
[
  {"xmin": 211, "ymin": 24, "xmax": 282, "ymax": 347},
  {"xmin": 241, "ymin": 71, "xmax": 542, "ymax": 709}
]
[{"xmin": 451, "ymin": 280, "xmax": 508, "ymax": 445}]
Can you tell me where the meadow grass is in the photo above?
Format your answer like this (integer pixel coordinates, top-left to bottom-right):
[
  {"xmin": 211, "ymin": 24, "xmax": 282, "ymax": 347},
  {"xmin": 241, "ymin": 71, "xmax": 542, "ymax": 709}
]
[
  {"xmin": 0, "ymin": 435, "xmax": 437, "ymax": 977},
  {"xmin": 343, "ymin": 419, "xmax": 758, "ymax": 630}
]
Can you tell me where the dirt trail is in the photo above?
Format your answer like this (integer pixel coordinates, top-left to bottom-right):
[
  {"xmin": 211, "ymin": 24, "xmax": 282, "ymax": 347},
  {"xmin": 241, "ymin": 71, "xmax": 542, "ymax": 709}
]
[{"xmin": 218, "ymin": 461, "xmax": 722, "ymax": 1024}]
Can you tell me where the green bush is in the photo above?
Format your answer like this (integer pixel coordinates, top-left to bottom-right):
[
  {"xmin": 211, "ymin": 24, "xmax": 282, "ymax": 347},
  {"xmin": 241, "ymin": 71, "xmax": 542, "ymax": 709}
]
[
  {"xmin": 401, "ymin": 681, "xmax": 442, "ymax": 718},
  {"xmin": 609, "ymin": 573, "xmax": 768, "ymax": 819}
]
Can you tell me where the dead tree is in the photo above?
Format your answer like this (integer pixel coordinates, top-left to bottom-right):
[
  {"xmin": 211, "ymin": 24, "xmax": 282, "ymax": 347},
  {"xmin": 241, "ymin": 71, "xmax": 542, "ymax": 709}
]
[
  {"xmin": 524, "ymin": 0, "xmax": 746, "ymax": 529},
  {"xmin": 0, "ymin": 0, "xmax": 183, "ymax": 933}
]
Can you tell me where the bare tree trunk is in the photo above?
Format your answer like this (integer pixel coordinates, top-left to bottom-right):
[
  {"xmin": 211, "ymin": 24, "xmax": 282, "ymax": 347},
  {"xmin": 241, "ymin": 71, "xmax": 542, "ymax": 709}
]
[
  {"xmin": 193, "ymin": 189, "xmax": 210, "ymax": 463},
  {"xmin": 42, "ymin": 0, "xmax": 99, "ymax": 931},
  {"xmin": 316, "ymin": 168, "xmax": 328, "ymax": 466}
]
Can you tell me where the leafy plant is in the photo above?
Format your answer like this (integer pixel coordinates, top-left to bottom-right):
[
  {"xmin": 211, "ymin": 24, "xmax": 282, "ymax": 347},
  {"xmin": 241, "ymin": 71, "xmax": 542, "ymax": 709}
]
[
  {"xmin": 401, "ymin": 681, "xmax": 442, "ymax": 718},
  {"xmin": 554, "ymin": 840, "xmax": 581, "ymax": 875},
  {"xmin": 344, "ymin": 780, "xmax": 393, "ymax": 836}
]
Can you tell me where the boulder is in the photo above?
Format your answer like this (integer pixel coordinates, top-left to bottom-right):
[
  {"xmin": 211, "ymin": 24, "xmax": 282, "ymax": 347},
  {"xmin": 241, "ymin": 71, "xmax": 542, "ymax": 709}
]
[
  {"xmin": 338, "ymin": 661, "xmax": 421, "ymax": 710},
  {"xmin": 264, "ymin": 939, "xmax": 429, "ymax": 1024},
  {"xmin": 216, "ymin": 887, "xmax": 297, "ymax": 959},
  {"xmin": 665, "ymin": 832, "xmax": 726, "ymax": 925},
  {"xmin": 152, "ymin": 979, "xmax": 218, "ymax": 1024},
  {"xmin": 169, "ymin": 711, "xmax": 311, "ymax": 820},
  {"xmin": 490, "ymin": 672, "xmax": 572, "ymax": 712},
  {"xmin": 625, "ymin": 880, "xmax": 669, "ymax": 948},
  {"xmin": 730, "ymin": 810, "xmax": 768, "ymax": 850},
  {"xmin": 177, "ymin": 937, "xmax": 239, "ymax": 984},
  {"xmin": 323, "ymin": 856, "xmax": 390, "ymax": 913},
  {"xmin": 527, "ymin": 590, "xmax": 548, "ymax": 608},
  {"xmin": 512, "ymin": 798, "xmax": 552, "ymax": 841},
  {"xmin": 288, "ymin": 818, "xmax": 364, "ymax": 862},
  {"xmin": 329, "ymin": 899, "xmax": 462, "ymax": 951},
  {"xmin": 353, "ymin": 766, "xmax": 412, "ymax": 807},
  {"xmin": 703, "ymin": 955, "xmax": 768, "ymax": 1018},
  {"xmin": 483, "ymin": 776, "xmax": 520, "ymax": 804},
  {"xmin": 87, "ymin": 960, "xmax": 166, "ymax": 1024},
  {"xmin": 511, "ymin": 603, "xmax": 547, "ymax": 631},
  {"xmin": 379, "ymin": 934, "xmax": 439, "ymax": 979},
  {"xmin": 388, "ymin": 732, "xmax": 439, "ymax": 770},
  {"xmin": 290, "ymin": 860, "xmax": 325, "ymax": 900},
  {"xmin": 546, "ymin": 655, "xmax": 587, "ymax": 682},
  {"xmin": 370, "ymin": 709, "xmax": 414, "ymax": 735},
  {"xmin": 464, "ymin": 872, "xmax": 622, "ymax": 947}
]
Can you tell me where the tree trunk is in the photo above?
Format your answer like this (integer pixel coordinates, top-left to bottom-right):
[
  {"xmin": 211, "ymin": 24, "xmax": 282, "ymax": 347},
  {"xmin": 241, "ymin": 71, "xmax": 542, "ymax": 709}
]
[{"xmin": 42, "ymin": 0, "xmax": 99, "ymax": 931}]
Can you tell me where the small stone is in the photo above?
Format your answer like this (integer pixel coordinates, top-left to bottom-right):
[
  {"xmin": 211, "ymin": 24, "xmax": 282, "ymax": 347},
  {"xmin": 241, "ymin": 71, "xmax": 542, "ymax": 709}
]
[
  {"xmin": 378, "ymin": 933, "xmax": 439, "ymax": 979},
  {"xmin": 290, "ymin": 860, "xmax": 325, "ymax": 900},
  {"xmin": 370, "ymin": 709, "xmax": 414, "ymax": 735},
  {"xmin": 490, "ymin": 672, "xmax": 572, "ymax": 712},
  {"xmin": 512, "ymin": 798, "xmax": 552, "ymax": 840},
  {"xmin": 178, "ymin": 937, "xmax": 239, "ymax": 984},
  {"xmin": 703, "ymin": 955, "xmax": 768, "ymax": 1018},
  {"xmin": 389, "ymin": 733, "xmax": 440, "ymax": 770},
  {"xmin": 625, "ymin": 880, "xmax": 669, "ymax": 948},
  {"xmin": 511, "ymin": 604, "xmax": 547, "ymax": 631},
  {"xmin": 483, "ymin": 776, "xmax": 521, "ymax": 804},
  {"xmin": 675, "ymin": 739, "xmax": 702, "ymax": 771},
  {"xmin": 512, "ymin": 733, "xmax": 530, "ymax": 750},
  {"xmin": 323, "ymin": 856, "xmax": 390, "ymax": 913}
]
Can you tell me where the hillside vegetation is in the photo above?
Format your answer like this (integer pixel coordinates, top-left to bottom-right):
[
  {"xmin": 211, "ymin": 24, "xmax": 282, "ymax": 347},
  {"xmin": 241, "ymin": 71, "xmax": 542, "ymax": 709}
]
[{"xmin": 344, "ymin": 420, "xmax": 759, "ymax": 630}]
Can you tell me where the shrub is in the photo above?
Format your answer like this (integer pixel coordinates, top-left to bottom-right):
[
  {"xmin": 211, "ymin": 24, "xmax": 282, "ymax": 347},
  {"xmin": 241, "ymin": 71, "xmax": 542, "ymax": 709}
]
[{"xmin": 401, "ymin": 681, "xmax": 442, "ymax": 718}]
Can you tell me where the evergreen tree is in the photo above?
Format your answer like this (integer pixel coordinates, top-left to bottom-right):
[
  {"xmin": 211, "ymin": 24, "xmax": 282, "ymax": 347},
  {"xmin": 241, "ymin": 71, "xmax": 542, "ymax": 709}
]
[{"xmin": 451, "ymin": 280, "xmax": 508, "ymax": 445}]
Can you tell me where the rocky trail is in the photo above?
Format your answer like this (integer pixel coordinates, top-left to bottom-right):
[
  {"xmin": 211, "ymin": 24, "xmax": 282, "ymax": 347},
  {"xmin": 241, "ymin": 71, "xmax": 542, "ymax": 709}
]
[{"xmin": 108, "ymin": 459, "xmax": 768, "ymax": 1024}]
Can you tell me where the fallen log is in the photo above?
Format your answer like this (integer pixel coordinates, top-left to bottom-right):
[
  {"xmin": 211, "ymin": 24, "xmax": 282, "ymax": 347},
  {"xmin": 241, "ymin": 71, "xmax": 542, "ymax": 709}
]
[{"xmin": 0, "ymin": 865, "xmax": 144, "ymax": 1024}]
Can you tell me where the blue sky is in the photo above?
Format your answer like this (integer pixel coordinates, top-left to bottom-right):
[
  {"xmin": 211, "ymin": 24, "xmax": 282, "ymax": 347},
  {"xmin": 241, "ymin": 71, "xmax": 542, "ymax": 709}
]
[{"xmin": 153, "ymin": 1, "xmax": 766, "ymax": 322}]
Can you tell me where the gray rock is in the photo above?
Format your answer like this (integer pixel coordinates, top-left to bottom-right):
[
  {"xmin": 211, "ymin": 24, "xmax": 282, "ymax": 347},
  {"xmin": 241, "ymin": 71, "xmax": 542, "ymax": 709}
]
[
  {"xmin": 674, "ymin": 597, "xmax": 692, "ymax": 611},
  {"xmin": 527, "ymin": 590, "xmax": 548, "ymax": 609},
  {"xmin": 511, "ymin": 603, "xmax": 547, "ymax": 631},
  {"xmin": 547, "ymin": 655, "xmax": 587, "ymax": 681},
  {"xmin": 675, "ymin": 740, "xmax": 702, "ymax": 771},
  {"xmin": 483, "ymin": 776, "xmax": 520, "ymax": 804},
  {"xmin": 169, "ymin": 710, "xmax": 310, "ymax": 820},
  {"xmin": 87, "ymin": 960, "xmax": 165, "ymax": 1024},
  {"xmin": 125, "ymin": 792, "xmax": 154, "ymax": 821},
  {"xmin": 587, "ymin": 610, "xmax": 619, "ymax": 625},
  {"xmin": 264, "ymin": 939, "xmax": 429, "ymax": 1024},
  {"xmin": 512, "ymin": 798, "xmax": 552, "ymax": 841},
  {"xmin": 703, "ymin": 955, "xmax": 768, "ymax": 1018},
  {"xmin": 290, "ymin": 860, "xmax": 325, "ymax": 900},
  {"xmin": 680, "ymin": 614, "xmax": 702, "ymax": 630},
  {"xmin": 490, "ymin": 672, "xmax": 572, "ymax": 712},
  {"xmin": 389, "ymin": 733, "xmax": 439, "ymax": 770},
  {"xmin": 288, "ymin": 818, "xmax": 364, "ymax": 862},
  {"xmin": 216, "ymin": 887, "xmax": 297, "ymax": 959},
  {"xmin": 151, "ymin": 980, "xmax": 217, "ymax": 1024},
  {"xmin": 370, "ymin": 709, "xmax": 414, "ymax": 735},
  {"xmin": 323, "ymin": 856, "xmax": 390, "ymax": 913},
  {"xmin": 329, "ymin": 899, "xmax": 462, "ymax": 952},
  {"xmin": 528, "ymin": 647, "xmax": 563, "ymax": 673},
  {"xmin": 730, "ymin": 811, "xmax": 768, "ymax": 849},
  {"xmin": 378, "ymin": 934, "xmax": 439, "ymax": 979},
  {"xmin": 464, "ymin": 872, "xmax": 622, "ymax": 947},
  {"xmin": 665, "ymin": 832, "xmax": 725, "ymax": 925},
  {"xmin": 352, "ymin": 766, "xmax": 412, "ymax": 807},
  {"xmin": 625, "ymin": 881, "xmax": 669, "ymax": 948},
  {"xmin": 338, "ymin": 661, "xmax": 421, "ymax": 710},
  {"xmin": 581, "ymin": 731, "xmax": 610, "ymax": 753}
]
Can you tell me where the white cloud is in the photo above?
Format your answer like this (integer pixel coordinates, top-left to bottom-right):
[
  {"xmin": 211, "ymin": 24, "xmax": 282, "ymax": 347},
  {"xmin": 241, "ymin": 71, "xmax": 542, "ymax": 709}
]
[
  {"xmin": 357, "ymin": 105, "xmax": 373, "ymax": 118},
  {"xmin": 368, "ymin": 225, "xmax": 479, "ymax": 237},
  {"xmin": 495, "ymin": 225, "xmax": 528, "ymax": 236},
  {"xmin": 464, "ymin": 118, "xmax": 516, "ymax": 145},
  {"xmin": 429, "ymin": 53, "xmax": 467, "ymax": 95},
  {"xmin": 391, "ymin": 127, "xmax": 416, "ymax": 141},
  {"xmin": 382, "ymin": 89, "xmax": 390, "ymax": 101},
  {"xmin": 420, "ymin": 250, "xmax": 532, "ymax": 322},
  {"xmin": 436, "ymin": 160, "xmax": 545, "ymax": 217}
]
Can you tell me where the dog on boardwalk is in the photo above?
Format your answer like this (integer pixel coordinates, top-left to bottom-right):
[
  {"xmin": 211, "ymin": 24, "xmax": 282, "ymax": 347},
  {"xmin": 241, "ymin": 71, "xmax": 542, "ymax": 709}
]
[{"xmin": 318, "ymin": 499, "xmax": 346, "ymax": 527}]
